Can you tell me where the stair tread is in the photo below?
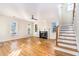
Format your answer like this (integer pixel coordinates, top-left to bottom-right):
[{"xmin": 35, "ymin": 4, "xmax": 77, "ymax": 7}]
[
  {"xmin": 60, "ymin": 32, "xmax": 75, "ymax": 34},
  {"xmin": 57, "ymin": 45, "xmax": 78, "ymax": 52},
  {"xmin": 58, "ymin": 43, "xmax": 77, "ymax": 49},
  {"xmin": 62, "ymin": 26, "xmax": 73, "ymax": 27},
  {"xmin": 58, "ymin": 41, "xmax": 76, "ymax": 46},
  {"xmin": 59, "ymin": 34, "xmax": 76, "ymax": 36},
  {"xmin": 58, "ymin": 39, "xmax": 76, "ymax": 44},
  {"xmin": 55, "ymin": 47, "xmax": 78, "ymax": 56},
  {"xmin": 59, "ymin": 35, "xmax": 76, "ymax": 37},
  {"xmin": 61, "ymin": 27, "xmax": 73, "ymax": 28},
  {"xmin": 59, "ymin": 34, "xmax": 76, "ymax": 35},
  {"xmin": 60, "ymin": 30, "xmax": 74, "ymax": 32},
  {"xmin": 59, "ymin": 36, "xmax": 76, "ymax": 39},
  {"xmin": 60, "ymin": 30, "xmax": 74, "ymax": 31},
  {"xmin": 59, "ymin": 38, "xmax": 76, "ymax": 41},
  {"xmin": 55, "ymin": 50, "xmax": 74, "ymax": 56}
]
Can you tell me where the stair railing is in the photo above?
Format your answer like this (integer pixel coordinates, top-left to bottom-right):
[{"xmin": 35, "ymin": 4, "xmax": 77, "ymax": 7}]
[{"xmin": 56, "ymin": 25, "xmax": 60, "ymax": 46}]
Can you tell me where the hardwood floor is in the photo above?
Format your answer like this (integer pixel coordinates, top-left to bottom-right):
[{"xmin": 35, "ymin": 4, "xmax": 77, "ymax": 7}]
[{"xmin": 0, "ymin": 37, "xmax": 56, "ymax": 56}]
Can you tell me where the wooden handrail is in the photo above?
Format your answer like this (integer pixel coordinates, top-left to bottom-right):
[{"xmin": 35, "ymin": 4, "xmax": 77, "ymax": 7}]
[
  {"xmin": 72, "ymin": 3, "xmax": 76, "ymax": 24},
  {"xmin": 56, "ymin": 25, "xmax": 60, "ymax": 46}
]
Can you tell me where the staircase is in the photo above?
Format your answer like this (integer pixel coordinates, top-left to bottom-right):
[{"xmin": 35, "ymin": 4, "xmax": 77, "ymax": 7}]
[{"xmin": 55, "ymin": 24, "xmax": 78, "ymax": 56}]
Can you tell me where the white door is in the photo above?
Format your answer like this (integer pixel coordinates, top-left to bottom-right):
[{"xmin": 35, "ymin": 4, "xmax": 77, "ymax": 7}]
[{"xmin": 27, "ymin": 23, "xmax": 33, "ymax": 37}]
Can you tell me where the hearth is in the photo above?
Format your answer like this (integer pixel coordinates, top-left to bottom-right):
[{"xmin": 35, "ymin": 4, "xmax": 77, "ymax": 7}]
[{"xmin": 39, "ymin": 31, "xmax": 48, "ymax": 39}]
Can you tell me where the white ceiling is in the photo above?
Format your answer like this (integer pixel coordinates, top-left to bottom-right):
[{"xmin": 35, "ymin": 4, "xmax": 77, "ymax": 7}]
[
  {"xmin": 37, "ymin": 3, "xmax": 60, "ymax": 20},
  {"xmin": 0, "ymin": 3, "xmax": 60, "ymax": 21}
]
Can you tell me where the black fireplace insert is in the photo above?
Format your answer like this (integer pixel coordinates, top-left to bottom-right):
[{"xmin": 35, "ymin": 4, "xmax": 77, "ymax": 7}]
[{"xmin": 39, "ymin": 31, "xmax": 48, "ymax": 39}]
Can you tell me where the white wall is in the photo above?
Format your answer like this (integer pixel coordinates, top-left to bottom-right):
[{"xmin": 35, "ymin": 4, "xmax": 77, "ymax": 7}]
[
  {"xmin": 60, "ymin": 3, "xmax": 73, "ymax": 25},
  {"xmin": 33, "ymin": 3, "xmax": 60, "ymax": 39},
  {"xmin": 0, "ymin": 3, "xmax": 38, "ymax": 42},
  {"xmin": 33, "ymin": 19, "xmax": 59, "ymax": 39},
  {"xmin": 0, "ymin": 15, "xmax": 33, "ymax": 42},
  {"xmin": 0, "ymin": 3, "xmax": 60, "ymax": 41}
]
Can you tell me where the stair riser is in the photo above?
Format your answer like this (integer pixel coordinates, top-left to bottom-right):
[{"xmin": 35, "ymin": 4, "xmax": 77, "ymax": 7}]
[{"xmin": 59, "ymin": 35, "xmax": 75, "ymax": 37}]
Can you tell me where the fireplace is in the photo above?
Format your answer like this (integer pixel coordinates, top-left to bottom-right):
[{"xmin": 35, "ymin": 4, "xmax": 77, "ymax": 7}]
[{"xmin": 39, "ymin": 31, "xmax": 48, "ymax": 39}]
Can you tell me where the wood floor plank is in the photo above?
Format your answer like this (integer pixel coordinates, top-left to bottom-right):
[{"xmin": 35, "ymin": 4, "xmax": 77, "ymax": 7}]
[
  {"xmin": 0, "ymin": 37, "xmax": 56, "ymax": 56},
  {"xmin": 0, "ymin": 37, "xmax": 78, "ymax": 56}
]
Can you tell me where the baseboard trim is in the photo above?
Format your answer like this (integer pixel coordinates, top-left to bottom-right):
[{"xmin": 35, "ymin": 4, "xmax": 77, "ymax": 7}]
[{"xmin": 0, "ymin": 37, "xmax": 30, "ymax": 43}]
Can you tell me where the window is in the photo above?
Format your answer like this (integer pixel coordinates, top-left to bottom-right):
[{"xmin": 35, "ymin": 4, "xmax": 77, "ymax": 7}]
[
  {"xmin": 67, "ymin": 3, "xmax": 73, "ymax": 11},
  {"xmin": 11, "ymin": 21, "xmax": 16, "ymax": 35},
  {"xmin": 52, "ymin": 22, "xmax": 56, "ymax": 32}
]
